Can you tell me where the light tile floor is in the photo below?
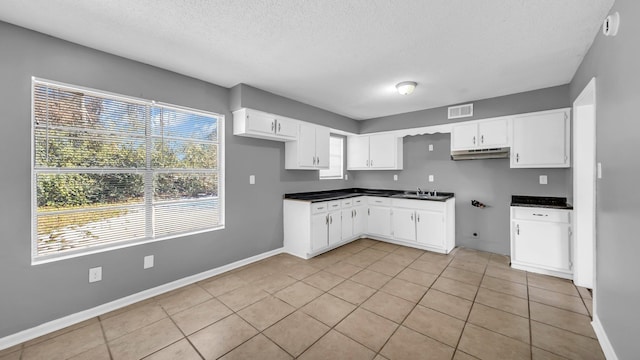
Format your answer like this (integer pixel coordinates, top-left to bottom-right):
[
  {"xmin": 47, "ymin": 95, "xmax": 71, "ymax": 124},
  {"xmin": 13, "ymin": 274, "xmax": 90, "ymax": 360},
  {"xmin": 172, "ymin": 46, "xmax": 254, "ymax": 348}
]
[{"xmin": 0, "ymin": 239, "xmax": 603, "ymax": 360}]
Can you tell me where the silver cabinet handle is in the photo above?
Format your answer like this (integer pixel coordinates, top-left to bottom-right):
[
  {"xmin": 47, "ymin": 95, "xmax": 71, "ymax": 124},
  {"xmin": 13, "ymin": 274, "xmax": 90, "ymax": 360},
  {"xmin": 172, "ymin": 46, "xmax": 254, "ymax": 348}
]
[
  {"xmin": 411, "ymin": 213, "xmax": 414, "ymax": 221},
  {"xmin": 330, "ymin": 215, "xmax": 333, "ymax": 224},
  {"xmin": 271, "ymin": 121, "xmax": 275, "ymax": 132},
  {"xmin": 368, "ymin": 208, "xmax": 370, "ymax": 215},
  {"xmin": 325, "ymin": 214, "xmax": 329, "ymax": 225},
  {"xmin": 417, "ymin": 213, "xmax": 420, "ymax": 222},
  {"xmin": 354, "ymin": 209, "xmax": 357, "ymax": 217},
  {"xmin": 516, "ymin": 224, "xmax": 520, "ymax": 235},
  {"xmin": 278, "ymin": 122, "xmax": 281, "ymax": 132},
  {"xmin": 532, "ymin": 213, "xmax": 548, "ymax": 217},
  {"xmin": 317, "ymin": 156, "xmax": 319, "ymax": 164},
  {"xmin": 366, "ymin": 160, "xmax": 369, "ymax": 167},
  {"xmin": 481, "ymin": 135, "xmax": 484, "ymax": 144},
  {"xmin": 473, "ymin": 136, "xmax": 476, "ymax": 145},
  {"xmin": 516, "ymin": 153, "xmax": 520, "ymax": 163},
  {"xmin": 317, "ymin": 206, "xmax": 324, "ymax": 210},
  {"xmin": 370, "ymin": 160, "xmax": 373, "ymax": 166}
]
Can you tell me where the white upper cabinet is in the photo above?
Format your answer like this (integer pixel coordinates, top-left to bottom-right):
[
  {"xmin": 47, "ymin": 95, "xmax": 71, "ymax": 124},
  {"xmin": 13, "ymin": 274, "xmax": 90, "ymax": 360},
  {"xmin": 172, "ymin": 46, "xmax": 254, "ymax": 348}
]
[
  {"xmin": 233, "ymin": 108, "xmax": 298, "ymax": 141},
  {"xmin": 451, "ymin": 118, "xmax": 509, "ymax": 151},
  {"xmin": 285, "ymin": 123, "xmax": 330, "ymax": 169},
  {"xmin": 347, "ymin": 133, "xmax": 403, "ymax": 170},
  {"xmin": 511, "ymin": 109, "xmax": 570, "ymax": 168}
]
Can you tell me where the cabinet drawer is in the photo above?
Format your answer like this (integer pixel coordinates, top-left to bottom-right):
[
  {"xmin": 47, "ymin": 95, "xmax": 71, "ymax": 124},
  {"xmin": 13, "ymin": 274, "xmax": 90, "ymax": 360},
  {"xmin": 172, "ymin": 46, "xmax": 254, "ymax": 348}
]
[
  {"xmin": 368, "ymin": 197, "xmax": 391, "ymax": 206},
  {"xmin": 311, "ymin": 202, "xmax": 329, "ymax": 214},
  {"xmin": 327, "ymin": 201, "xmax": 342, "ymax": 211},
  {"xmin": 341, "ymin": 199, "xmax": 353, "ymax": 207},
  {"xmin": 512, "ymin": 207, "xmax": 570, "ymax": 223}
]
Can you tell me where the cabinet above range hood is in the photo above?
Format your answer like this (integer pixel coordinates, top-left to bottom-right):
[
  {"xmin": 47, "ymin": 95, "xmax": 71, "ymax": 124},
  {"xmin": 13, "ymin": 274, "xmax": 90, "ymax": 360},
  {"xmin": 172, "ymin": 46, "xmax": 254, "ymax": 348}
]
[{"xmin": 450, "ymin": 147, "xmax": 510, "ymax": 161}]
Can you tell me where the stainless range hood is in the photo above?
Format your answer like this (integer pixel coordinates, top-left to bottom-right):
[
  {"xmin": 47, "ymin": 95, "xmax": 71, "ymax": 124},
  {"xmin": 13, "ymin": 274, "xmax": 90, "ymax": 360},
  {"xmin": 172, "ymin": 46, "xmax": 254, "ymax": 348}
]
[{"xmin": 451, "ymin": 147, "xmax": 510, "ymax": 161}]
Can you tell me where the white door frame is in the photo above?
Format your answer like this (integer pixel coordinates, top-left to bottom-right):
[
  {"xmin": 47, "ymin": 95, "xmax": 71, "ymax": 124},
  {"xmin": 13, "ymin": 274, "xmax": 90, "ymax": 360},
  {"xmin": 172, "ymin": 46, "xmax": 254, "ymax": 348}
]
[{"xmin": 572, "ymin": 77, "xmax": 597, "ymax": 292}]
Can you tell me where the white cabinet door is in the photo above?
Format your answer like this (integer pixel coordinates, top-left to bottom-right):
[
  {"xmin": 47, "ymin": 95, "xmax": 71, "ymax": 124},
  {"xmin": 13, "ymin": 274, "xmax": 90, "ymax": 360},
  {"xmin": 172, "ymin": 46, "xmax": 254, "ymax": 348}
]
[
  {"xmin": 245, "ymin": 109, "xmax": 277, "ymax": 136},
  {"xmin": 275, "ymin": 116, "xmax": 298, "ymax": 139},
  {"xmin": 513, "ymin": 221, "xmax": 571, "ymax": 272},
  {"xmin": 328, "ymin": 211, "xmax": 342, "ymax": 245},
  {"xmin": 311, "ymin": 213, "xmax": 328, "ymax": 251},
  {"xmin": 341, "ymin": 209, "xmax": 354, "ymax": 240},
  {"xmin": 315, "ymin": 126, "xmax": 330, "ymax": 169},
  {"xmin": 353, "ymin": 205, "xmax": 367, "ymax": 236},
  {"xmin": 369, "ymin": 133, "xmax": 396, "ymax": 168},
  {"xmin": 367, "ymin": 206, "xmax": 392, "ymax": 237},
  {"xmin": 478, "ymin": 118, "xmax": 508, "ymax": 147},
  {"xmin": 451, "ymin": 123, "xmax": 478, "ymax": 150},
  {"xmin": 393, "ymin": 208, "xmax": 416, "ymax": 242},
  {"xmin": 298, "ymin": 123, "xmax": 318, "ymax": 168},
  {"xmin": 347, "ymin": 136, "xmax": 370, "ymax": 169},
  {"xmin": 416, "ymin": 210, "xmax": 445, "ymax": 248},
  {"xmin": 512, "ymin": 110, "xmax": 569, "ymax": 168}
]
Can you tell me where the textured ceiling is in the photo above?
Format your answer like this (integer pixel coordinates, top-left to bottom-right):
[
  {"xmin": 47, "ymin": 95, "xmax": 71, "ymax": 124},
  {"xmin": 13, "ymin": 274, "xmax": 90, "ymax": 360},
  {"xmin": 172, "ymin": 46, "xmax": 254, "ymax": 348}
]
[{"xmin": 0, "ymin": 0, "xmax": 614, "ymax": 120}]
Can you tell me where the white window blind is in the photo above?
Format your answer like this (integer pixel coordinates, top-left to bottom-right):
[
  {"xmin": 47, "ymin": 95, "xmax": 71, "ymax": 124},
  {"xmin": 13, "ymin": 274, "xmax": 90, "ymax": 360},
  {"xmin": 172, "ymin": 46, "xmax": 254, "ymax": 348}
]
[
  {"xmin": 32, "ymin": 78, "xmax": 223, "ymax": 262},
  {"xmin": 319, "ymin": 136, "xmax": 344, "ymax": 179}
]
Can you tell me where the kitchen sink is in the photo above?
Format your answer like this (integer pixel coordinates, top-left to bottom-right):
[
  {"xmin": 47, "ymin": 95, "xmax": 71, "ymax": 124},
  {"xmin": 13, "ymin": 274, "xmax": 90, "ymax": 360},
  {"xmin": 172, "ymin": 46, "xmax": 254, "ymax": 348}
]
[{"xmin": 391, "ymin": 193, "xmax": 450, "ymax": 201}]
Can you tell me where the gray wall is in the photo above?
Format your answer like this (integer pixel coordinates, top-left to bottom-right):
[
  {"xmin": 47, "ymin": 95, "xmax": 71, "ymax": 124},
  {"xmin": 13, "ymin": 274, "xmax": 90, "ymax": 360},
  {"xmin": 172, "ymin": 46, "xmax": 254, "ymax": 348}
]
[
  {"xmin": 0, "ymin": 21, "xmax": 356, "ymax": 338},
  {"xmin": 360, "ymin": 85, "xmax": 570, "ymax": 133},
  {"xmin": 353, "ymin": 133, "xmax": 571, "ymax": 255},
  {"xmin": 570, "ymin": 0, "xmax": 640, "ymax": 357}
]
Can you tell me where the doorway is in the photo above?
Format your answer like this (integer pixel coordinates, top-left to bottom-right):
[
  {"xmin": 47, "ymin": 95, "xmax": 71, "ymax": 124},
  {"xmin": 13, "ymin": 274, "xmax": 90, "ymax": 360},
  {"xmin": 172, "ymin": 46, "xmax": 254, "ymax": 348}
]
[{"xmin": 572, "ymin": 77, "xmax": 596, "ymax": 290}]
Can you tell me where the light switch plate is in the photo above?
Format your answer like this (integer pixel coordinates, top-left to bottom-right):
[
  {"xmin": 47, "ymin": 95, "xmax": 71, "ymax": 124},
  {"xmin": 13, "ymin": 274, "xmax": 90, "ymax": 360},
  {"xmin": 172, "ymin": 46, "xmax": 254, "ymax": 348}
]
[
  {"xmin": 89, "ymin": 267, "xmax": 102, "ymax": 283},
  {"xmin": 539, "ymin": 175, "xmax": 548, "ymax": 185},
  {"xmin": 428, "ymin": 175, "xmax": 434, "ymax": 182},
  {"xmin": 345, "ymin": 174, "xmax": 348, "ymax": 180},
  {"xmin": 249, "ymin": 175, "xmax": 255, "ymax": 184},
  {"xmin": 393, "ymin": 174, "xmax": 398, "ymax": 181},
  {"xmin": 144, "ymin": 255, "xmax": 154, "ymax": 269}
]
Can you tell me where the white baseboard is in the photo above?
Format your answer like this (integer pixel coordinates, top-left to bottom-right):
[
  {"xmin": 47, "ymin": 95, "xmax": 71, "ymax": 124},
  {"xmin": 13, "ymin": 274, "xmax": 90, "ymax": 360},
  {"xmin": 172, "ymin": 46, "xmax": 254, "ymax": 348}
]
[
  {"xmin": 0, "ymin": 247, "xmax": 284, "ymax": 351},
  {"xmin": 592, "ymin": 314, "xmax": 618, "ymax": 360}
]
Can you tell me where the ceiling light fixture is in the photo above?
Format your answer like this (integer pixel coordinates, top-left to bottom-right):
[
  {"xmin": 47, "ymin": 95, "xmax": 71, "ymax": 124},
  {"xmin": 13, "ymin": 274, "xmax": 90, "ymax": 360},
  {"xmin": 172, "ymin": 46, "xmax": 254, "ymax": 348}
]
[{"xmin": 396, "ymin": 81, "xmax": 417, "ymax": 95}]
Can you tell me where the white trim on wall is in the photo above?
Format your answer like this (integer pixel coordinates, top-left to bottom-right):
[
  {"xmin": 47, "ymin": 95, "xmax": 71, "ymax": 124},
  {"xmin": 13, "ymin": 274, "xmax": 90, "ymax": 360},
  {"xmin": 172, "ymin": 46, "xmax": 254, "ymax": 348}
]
[
  {"xmin": 592, "ymin": 315, "xmax": 619, "ymax": 360},
  {"xmin": 0, "ymin": 247, "xmax": 284, "ymax": 351}
]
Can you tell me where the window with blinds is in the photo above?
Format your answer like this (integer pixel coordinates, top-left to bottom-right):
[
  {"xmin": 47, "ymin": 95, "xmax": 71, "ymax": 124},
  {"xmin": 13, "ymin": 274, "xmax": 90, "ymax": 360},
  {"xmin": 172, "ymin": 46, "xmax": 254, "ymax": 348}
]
[
  {"xmin": 32, "ymin": 78, "xmax": 224, "ymax": 262},
  {"xmin": 319, "ymin": 136, "xmax": 344, "ymax": 179}
]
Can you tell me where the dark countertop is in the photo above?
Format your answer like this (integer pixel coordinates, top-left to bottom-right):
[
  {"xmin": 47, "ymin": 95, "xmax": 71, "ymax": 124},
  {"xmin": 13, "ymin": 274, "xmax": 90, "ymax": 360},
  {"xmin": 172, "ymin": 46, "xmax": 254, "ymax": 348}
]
[
  {"xmin": 511, "ymin": 195, "xmax": 573, "ymax": 210},
  {"xmin": 284, "ymin": 188, "xmax": 455, "ymax": 203}
]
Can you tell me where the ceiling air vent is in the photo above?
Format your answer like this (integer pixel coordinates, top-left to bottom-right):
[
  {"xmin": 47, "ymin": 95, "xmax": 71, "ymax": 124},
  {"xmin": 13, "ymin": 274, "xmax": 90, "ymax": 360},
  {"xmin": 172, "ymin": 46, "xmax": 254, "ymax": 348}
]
[{"xmin": 448, "ymin": 103, "xmax": 473, "ymax": 119}]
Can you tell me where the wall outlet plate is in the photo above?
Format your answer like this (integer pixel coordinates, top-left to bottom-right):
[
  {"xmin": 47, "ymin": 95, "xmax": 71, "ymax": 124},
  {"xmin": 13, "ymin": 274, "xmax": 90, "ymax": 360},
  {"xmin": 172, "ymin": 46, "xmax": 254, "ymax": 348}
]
[
  {"xmin": 89, "ymin": 267, "xmax": 102, "ymax": 283},
  {"xmin": 249, "ymin": 175, "xmax": 255, "ymax": 184},
  {"xmin": 539, "ymin": 175, "xmax": 548, "ymax": 185},
  {"xmin": 428, "ymin": 175, "xmax": 434, "ymax": 182},
  {"xmin": 144, "ymin": 255, "xmax": 154, "ymax": 269},
  {"xmin": 428, "ymin": 144, "xmax": 434, "ymax": 152}
]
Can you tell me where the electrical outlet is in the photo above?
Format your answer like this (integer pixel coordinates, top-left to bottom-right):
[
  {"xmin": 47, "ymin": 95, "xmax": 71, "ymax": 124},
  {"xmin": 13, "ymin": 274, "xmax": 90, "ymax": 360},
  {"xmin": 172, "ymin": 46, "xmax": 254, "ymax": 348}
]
[
  {"xmin": 428, "ymin": 175, "xmax": 434, "ymax": 182},
  {"xmin": 144, "ymin": 255, "xmax": 154, "ymax": 269},
  {"xmin": 345, "ymin": 174, "xmax": 349, "ymax": 180},
  {"xmin": 89, "ymin": 267, "xmax": 102, "ymax": 283},
  {"xmin": 428, "ymin": 144, "xmax": 434, "ymax": 152},
  {"xmin": 249, "ymin": 175, "xmax": 255, "ymax": 185},
  {"xmin": 539, "ymin": 175, "xmax": 548, "ymax": 185},
  {"xmin": 393, "ymin": 174, "xmax": 398, "ymax": 181}
]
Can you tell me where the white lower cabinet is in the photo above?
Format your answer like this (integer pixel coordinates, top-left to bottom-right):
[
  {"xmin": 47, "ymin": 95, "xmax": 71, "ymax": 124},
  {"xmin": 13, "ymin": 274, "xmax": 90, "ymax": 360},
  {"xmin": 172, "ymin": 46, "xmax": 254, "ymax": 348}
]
[
  {"xmin": 284, "ymin": 195, "xmax": 455, "ymax": 259},
  {"xmin": 510, "ymin": 206, "xmax": 573, "ymax": 279},
  {"xmin": 416, "ymin": 210, "xmax": 445, "ymax": 248},
  {"xmin": 392, "ymin": 208, "xmax": 416, "ymax": 242},
  {"xmin": 367, "ymin": 197, "xmax": 392, "ymax": 238},
  {"xmin": 388, "ymin": 198, "xmax": 455, "ymax": 254}
]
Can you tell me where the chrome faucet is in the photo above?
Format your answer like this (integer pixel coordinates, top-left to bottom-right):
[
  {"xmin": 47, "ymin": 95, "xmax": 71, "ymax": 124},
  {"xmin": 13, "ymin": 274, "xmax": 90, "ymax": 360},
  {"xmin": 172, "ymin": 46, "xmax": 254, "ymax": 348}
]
[
  {"xmin": 432, "ymin": 189, "xmax": 437, "ymax": 196},
  {"xmin": 417, "ymin": 187, "xmax": 422, "ymax": 196}
]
